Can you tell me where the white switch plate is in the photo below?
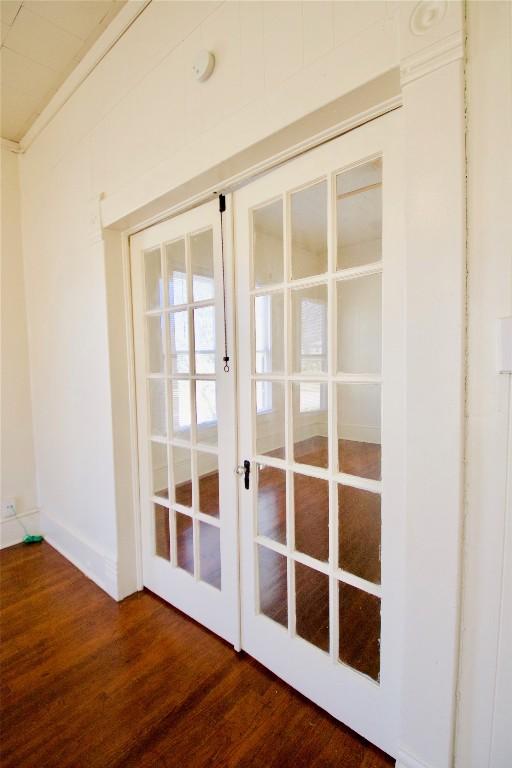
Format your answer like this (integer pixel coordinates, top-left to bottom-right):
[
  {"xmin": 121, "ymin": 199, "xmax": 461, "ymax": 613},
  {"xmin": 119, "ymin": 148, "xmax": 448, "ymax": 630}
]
[{"xmin": 497, "ymin": 317, "xmax": 512, "ymax": 373}]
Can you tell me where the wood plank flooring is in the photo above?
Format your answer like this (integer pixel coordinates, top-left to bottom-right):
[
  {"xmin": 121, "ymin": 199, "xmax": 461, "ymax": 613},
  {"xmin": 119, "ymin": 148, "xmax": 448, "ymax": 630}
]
[{"xmin": 0, "ymin": 542, "xmax": 393, "ymax": 768}]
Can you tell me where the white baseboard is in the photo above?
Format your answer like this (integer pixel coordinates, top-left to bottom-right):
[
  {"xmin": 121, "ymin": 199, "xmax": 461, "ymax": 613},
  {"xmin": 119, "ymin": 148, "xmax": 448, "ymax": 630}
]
[
  {"xmin": 40, "ymin": 511, "xmax": 120, "ymax": 601},
  {"xmin": 395, "ymin": 749, "xmax": 433, "ymax": 768},
  {"xmin": 339, "ymin": 423, "xmax": 380, "ymax": 444},
  {"xmin": 0, "ymin": 509, "xmax": 40, "ymax": 549}
]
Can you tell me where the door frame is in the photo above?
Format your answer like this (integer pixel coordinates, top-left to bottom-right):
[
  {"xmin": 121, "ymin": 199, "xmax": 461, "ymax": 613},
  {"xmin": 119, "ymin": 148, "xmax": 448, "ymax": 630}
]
[{"xmin": 104, "ymin": 18, "xmax": 466, "ymax": 766}]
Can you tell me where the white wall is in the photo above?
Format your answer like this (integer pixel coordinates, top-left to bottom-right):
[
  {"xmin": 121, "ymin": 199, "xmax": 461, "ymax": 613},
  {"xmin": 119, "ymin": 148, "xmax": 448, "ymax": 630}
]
[
  {"xmin": 0, "ymin": 144, "xmax": 39, "ymax": 547},
  {"xmin": 456, "ymin": 3, "xmax": 512, "ymax": 766},
  {"xmin": 19, "ymin": 0, "xmax": 398, "ymax": 598}
]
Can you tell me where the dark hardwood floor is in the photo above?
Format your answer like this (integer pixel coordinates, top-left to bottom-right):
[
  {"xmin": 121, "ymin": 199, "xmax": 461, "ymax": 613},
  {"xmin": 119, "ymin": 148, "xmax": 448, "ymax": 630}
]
[{"xmin": 0, "ymin": 542, "xmax": 393, "ymax": 768}]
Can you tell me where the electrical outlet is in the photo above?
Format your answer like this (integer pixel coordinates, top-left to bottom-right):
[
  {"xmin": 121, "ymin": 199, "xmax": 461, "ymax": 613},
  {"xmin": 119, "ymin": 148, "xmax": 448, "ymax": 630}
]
[{"xmin": 2, "ymin": 498, "xmax": 17, "ymax": 519}]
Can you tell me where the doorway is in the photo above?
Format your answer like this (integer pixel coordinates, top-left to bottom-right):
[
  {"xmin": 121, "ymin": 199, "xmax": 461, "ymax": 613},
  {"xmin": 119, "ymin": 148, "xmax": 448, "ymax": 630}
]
[{"xmin": 130, "ymin": 110, "xmax": 405, "ymax": 756}]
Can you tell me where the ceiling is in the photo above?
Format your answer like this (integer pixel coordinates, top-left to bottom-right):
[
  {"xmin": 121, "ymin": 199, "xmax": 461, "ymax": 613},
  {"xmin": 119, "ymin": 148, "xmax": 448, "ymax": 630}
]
[{"xmin": 0, "ymin": 0, "xmax": 126, "ymax": 143}]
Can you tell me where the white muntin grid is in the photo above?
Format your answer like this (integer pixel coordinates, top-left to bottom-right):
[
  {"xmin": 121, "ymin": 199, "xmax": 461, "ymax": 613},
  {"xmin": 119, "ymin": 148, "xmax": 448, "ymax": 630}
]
[
  {"xmin": 250, "ymin": 159, "xmax": 383, "ymax": 680},
  {"xmin": 143, "ymin": 226, "xmax": 222, "ymax": 590}
]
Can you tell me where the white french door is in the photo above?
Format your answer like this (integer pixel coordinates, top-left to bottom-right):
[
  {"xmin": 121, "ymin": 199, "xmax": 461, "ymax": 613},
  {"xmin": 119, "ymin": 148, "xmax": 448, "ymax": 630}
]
[
  {"xmin": 235, "ymin": 111, "xmax": 405, "ymax": 755},
  {"xmin": 130, "ymin": 110, "xmax": 405, "ymax": 757},
  {"xmin": 131, "ymin": 199, "xmax": 239, "ymax": 645}
]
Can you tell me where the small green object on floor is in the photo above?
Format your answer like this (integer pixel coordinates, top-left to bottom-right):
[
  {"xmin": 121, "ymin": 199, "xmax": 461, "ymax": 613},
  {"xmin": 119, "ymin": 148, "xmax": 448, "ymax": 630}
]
[{"xmin": 23, "ymin": 535, "xmax": 44, "ymax": 544}]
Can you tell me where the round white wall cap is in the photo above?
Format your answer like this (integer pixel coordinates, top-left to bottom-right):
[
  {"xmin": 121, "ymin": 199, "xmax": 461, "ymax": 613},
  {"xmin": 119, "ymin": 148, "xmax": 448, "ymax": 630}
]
[
  {"xmin": 192, "ymin": 50, "xmax": 215, "ymax": 82},
  {"xmin": 410, "ymin": 1, "xmax": 446, "ymax": 35}
]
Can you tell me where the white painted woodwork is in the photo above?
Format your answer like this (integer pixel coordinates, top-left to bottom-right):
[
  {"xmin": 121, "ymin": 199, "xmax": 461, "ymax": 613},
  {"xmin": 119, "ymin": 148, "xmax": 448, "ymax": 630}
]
[
  {"xmin": 396, "ymin": 3, "xmax": 466, "ymax": 768},
  {"xmin": 130, "ymin": 198, "xmax": 239, "ymax": 646},
  {"xmin": 455, "ymin": 2, "xmax": 512, "ymax": 767},
  {"xmin": 236, "ymin": 111, "xmax": 405, "ymax": 758}
]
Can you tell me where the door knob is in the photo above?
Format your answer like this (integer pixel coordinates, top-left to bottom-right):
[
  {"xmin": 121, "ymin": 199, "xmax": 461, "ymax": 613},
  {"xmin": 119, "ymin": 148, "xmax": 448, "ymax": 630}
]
[{"xmin": 236, "ymin": 460, "xmax": 251, "ymax": 489}]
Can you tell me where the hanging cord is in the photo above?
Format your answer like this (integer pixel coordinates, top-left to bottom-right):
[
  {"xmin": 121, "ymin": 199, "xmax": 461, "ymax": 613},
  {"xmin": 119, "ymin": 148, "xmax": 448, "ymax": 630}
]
[{"xmin": 219, "ymin": 194, "xmax": 230, "ymax": 373}]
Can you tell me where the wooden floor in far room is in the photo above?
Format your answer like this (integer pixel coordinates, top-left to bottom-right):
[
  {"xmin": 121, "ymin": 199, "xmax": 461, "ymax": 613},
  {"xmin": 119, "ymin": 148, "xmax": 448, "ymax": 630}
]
[{"xmin": 0, "ymin": 542, "xmax": 393, "ymax": 768}]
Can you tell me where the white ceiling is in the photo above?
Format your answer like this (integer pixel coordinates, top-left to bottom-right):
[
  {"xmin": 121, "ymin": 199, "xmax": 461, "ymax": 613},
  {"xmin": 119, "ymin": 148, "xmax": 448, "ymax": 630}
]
[{"xmin": 0, "ymin": 0, "xmax": 126, "ymax": 142}]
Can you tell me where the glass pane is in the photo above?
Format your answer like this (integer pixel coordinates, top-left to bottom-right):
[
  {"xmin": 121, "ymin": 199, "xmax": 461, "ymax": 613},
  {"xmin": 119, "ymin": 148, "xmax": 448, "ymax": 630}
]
[
  {"xmin": 176, "ymin": 512, "xmax": 194, "ymax": 575},
  {"xmin": 292, "ymin": 382, "xmax": 328, "ymax": 469},
  {"xmin": 337, "ymin": 159, "xmax": 382, "ymax": 270},
  {"xmin": 338, "ymin": 485, "xmax": 381, "ymax": 584},
  {"xmin": 172, "ymin": 446, "xmax": 192, "ymax": 507},
  {"xmin": 292, "ymin": 284, "xmax": 328, "ymax": 373},
  {"xmin": 291, "ymin": 181, "xmax": 328, "ymax": 280},
  {"xmin": 197, "ymin": 451, "xmax": 219, "ymax": 518},
  {"xmin": 194, "ymin": 306, "xmax": 216, "ymax": 374},
  {"xmin": 337, "ymin": 274, "xmax": 382, "ymax": 374},
  {"xmin": 199, "ymin": 522, "xmax": 221, "ymax": 589},
  {"xmin": 144, "ymin": 248, "xmax": 163, "ymax": 310},
  {"xmin": 147, "ymin": 315, "xmax": 165, "ymax": 373},
  {"xmin": 191, "ymin": 229, "xmax": 214, "ymax": 302},
  {"xmin": 257, "ymin": 464, "xmax": 286, "ymax": 544},
  {"xmin": 254, "ymin": 292, "xmax": 284, "ymax": 373},
  {"xmin": 148, "ymin": 379, "xmax": 166, "ymax": 437},
  {"xmin": 154, "ymin": 504, "xmax": 170, "ymax": 561},
  {"xmin": 295, "ymin": 562, "xmax": 329, "ymax": 652},
  {"xmin": 339, "ymin": 582, "xmax": 380, "ymax": 681},
  {"xmin": 166, "ymin": 239, "xmax": 187, "ymax": 305},
  {"xmin": 258, "ymin": 545, "xmax": 288, "ymax": 628},
  {"xmin": 255, "ymin": 381, "xmax": 285, "ymax": 459},
  {"xmin": 337, "ymin": 383, "xmax": 381, "ymax": 481},
  {"xmin": 253, "ymin": 199, "xmax": 284, "ymax": 287},
  {"xmin": 169, "ymin": 380, "xmax": 191, "ymax": 440},
  {"xmin": 151, "ymin": 441, "xmax": 168, "ymax": 498},
  {"xmin": 196, "ymin": 380, "xmax": 217, "ymax": 445},
  {"xmin": 169, "ymin": 310, "xmax": 189, "ymax": 374},
  {"xmin": 294, "ymin": 473, "xmax": 329, "ymax": 562}
]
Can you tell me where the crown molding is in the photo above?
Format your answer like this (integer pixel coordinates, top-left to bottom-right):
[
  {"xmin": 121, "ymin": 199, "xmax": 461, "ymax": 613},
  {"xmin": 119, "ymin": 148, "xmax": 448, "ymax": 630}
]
[
  {"xmin": 401, "ymin": 30, "xmax": 464, "ymax": 86},
  {"xmin": 18, "ymin": 0, "xmax": 151, "ymax": 154},
  {"xmin": 1, "ymin": 138, "xmax": 23, "ymax": 154}
]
